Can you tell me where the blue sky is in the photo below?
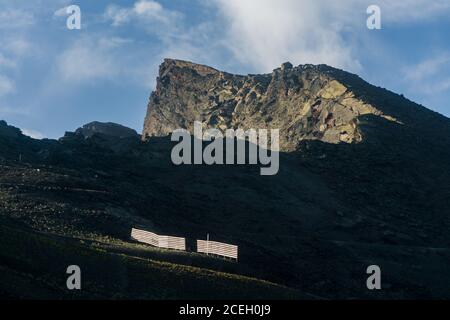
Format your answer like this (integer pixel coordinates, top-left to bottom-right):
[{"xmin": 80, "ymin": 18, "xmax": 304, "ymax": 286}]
[{"xmin": 0, "ymin": 0, "xmax": 449, "ymax": 139}]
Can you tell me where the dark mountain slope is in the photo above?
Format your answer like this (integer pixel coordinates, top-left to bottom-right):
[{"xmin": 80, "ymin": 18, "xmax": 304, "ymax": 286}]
[{"xmin": 1, "ymin": 60, "xmax": 450, "ymax": 299}]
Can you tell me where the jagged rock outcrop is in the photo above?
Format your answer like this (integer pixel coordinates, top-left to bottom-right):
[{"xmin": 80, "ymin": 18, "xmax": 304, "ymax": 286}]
[
  {"xmin": 74, "ymin": 121, "xmax": 139, "ymax": 139},
  {"xmin": 143, "ymin": 59, "xmax": 401, "ymax": 151},
  {"xmin": 58, "ymin": 121, "xmax": 141, "ymax": 154}
]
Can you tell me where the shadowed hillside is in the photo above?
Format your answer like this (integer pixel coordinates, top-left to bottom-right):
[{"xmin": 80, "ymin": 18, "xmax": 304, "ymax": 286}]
[{"xmin": 1, "ymin": 60, "xmax": 450, "ymax": 299}]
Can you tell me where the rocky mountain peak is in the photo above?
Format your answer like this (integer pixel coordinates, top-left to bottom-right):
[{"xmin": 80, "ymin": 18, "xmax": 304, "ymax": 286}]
[
  {"xmin": 74, "ymin": 121, "xmax": 139, "ymax": 139},
  {"xmin": 160, "ymin": 58, "xmax": 221, "ymax": 78},
  {"xmin": 142, "ymin": 59, "xmax": 409, "ymax": 151}
]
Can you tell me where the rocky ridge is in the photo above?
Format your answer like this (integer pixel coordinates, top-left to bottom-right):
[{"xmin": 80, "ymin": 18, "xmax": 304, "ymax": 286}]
[
  {"xmin": 74, "ymin": 121, "xmax": 140, "ymax": 139},
  {"xmin": 143, "ymin": 59, "xmax": 402, "ymax": 151}
]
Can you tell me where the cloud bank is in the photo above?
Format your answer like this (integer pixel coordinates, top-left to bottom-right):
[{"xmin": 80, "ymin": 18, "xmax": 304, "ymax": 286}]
[
  {"xmin": 215, "ymin": 0, "xmax": 361, "ymax": 72},
  {"xmin": 213, "ymin": 0, "xmax": 450, "ymax": 73}
]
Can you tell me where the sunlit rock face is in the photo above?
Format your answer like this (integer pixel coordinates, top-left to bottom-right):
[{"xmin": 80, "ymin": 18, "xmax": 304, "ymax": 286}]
[{"xmin": 142, "ymin": 59, "xmax": 400, "ymax": 151}]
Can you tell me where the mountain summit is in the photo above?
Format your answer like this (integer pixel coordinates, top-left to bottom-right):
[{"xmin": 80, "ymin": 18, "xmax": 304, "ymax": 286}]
[
  {"xmin": 75, "ymin": 121, "xmax": 139, "ymax": 139},
  {"xmin": 143, "ymin": 59, "xmax": 449, "ymax": 151}
]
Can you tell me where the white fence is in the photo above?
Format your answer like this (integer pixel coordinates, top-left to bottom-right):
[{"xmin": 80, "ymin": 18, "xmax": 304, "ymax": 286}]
[
  {"xmin": 131, "ymin": 228, "xmax": 186, "ymax": 251},
  {"xmin": 130, "ymin": 228, "xmax": 238, "ymax": 261},
  {"xmin": 197, "ymin": 240, "xmax": 238, "ymax": 261}
]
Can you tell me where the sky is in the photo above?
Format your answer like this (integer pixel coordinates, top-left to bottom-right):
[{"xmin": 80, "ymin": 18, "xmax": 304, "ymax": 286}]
[{"xmin": 0, "ymin": 0, "xmax": 449, "ymax": 139}]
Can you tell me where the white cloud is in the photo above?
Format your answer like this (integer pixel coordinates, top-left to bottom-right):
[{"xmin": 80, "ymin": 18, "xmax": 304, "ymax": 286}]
[
  {"xmin": 55, "ymin": 35, "xmax": 150, "ymax": 86},
  {"xmin": 134, "ymin": 0, "xmax": 162, "ymax": 16},
  {"xmin": 404, "ymin": 54, "xmax": 450, "ymax": 82},
  {"xmin": 403, "ymin": 53, "xmax": 450, "ymax": 95},
  {"xmin": 53, "ymin": 6, "xmax": 68, "ymax": 18},
  {"xmin": 104, "ymin": 5, "xmax": 130, "ymax": 26},
  {"xmin": 56, "ymin": 38, "xmax": 118, "ymax": 83},
  {"xmin": 105, "ymin": 0, "xmax": 450, "ymax": 76},
  {"xmin": 215, "ymin": 0, "xmax": 362, "ymax": 73},
  {"xmin": 0, "ymin": 75, "xmax": 14, "ymax": 96},
  {"xmin": 211, "ymin": 0, "xmax": 450, "ymax": 74},
  {"xmin": 0, "ymin": 54, "xmax": 16, "ymax": 68},
  {"xmin": 105, "ymin": 0, "xmax": 180, "ymax": 27},
  {"xmin": 2, "ymin": 38, "xmax": 32, "ymax": 56},
  {"xmin": 22, "ymin": 128, "xmax": 45, "ymax": 139},
  {"xmin": 0, "ymin": 8, "xmax": 34, "ymax": 29}
]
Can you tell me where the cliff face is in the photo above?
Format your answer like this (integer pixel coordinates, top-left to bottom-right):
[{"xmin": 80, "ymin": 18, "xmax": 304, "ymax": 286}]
[{"xmin": 143, "ymin": 59, "xmax": 401, "ymax": 151}]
